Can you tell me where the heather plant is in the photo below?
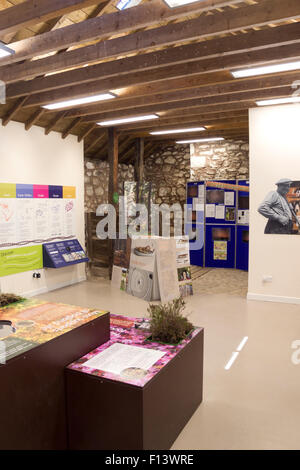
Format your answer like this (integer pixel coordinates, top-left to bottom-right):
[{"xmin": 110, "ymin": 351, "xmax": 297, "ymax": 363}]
[
  {"xmin": 147, "ymin": 297, "xmax": 193, "ymax": 345},
  {"xmin": 0, "ymin": 294, "xmax": 24, "ymax": 307}
]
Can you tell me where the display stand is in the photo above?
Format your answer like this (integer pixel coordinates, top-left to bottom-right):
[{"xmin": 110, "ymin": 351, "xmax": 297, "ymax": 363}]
[
  {"xmin": 66, "ymin": 315, "xmax": 204, "ymax": 450},
  {"xmin": 186, "ymin": 179, "xmax": 250, "ymax": 271},
  {"xmin": 0, "ymin": 300, "xmax": 110, "ymax": 450},
  {"xmin": 43, "ymin": 238, "xmax": 88, "ymax": 268}
]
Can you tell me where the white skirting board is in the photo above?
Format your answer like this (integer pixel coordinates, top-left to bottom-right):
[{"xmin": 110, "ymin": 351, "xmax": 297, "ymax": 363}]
[
  {"xmin": 22, "ymin": 276, "xmax": 87, "ymax": 298},
  {"xmin": 247, "ymin": 292, "xmax": 300, "ymax": 305}
]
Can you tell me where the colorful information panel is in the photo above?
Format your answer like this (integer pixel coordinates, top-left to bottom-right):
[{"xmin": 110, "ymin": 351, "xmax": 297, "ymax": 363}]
[
  {"xmin": 0, "ymin": 299, "xmax": 108, "ymax": 362},
  {"xmin": 0, "ymin": 245, "xmax": 43, "ymax": 277},
  {"xmin": 68, "ymin": 314, "xmax": 201, "ymax": 388},
  {"xmin": 43, "ymin": 239, "xmax": 88, "ymax": 268},
  {"xmin": 0, "ymin": 183, "xmax": 76, "ymax": 251}
]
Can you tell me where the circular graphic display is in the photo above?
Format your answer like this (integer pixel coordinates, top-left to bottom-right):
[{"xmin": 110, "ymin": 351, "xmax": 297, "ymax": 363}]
[
  {"xmin": 130, "ymin": 269, "xmax": 152, "ymax": 300},
  {"xmin": 120, "ymin": 367, "xmax": 148, "ymax": 379}
]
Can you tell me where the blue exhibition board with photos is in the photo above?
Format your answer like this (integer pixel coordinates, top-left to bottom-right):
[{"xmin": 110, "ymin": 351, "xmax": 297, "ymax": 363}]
[
  {"xmin": 186, "ymin": 180, "xmax": 250, "ymax": 271},
  {"xmin": 43, "ymin": 239, "xmax": 88, "ymax": 268}
]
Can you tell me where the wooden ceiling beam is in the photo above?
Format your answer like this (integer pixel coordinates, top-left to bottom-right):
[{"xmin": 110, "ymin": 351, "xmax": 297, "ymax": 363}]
[
  {"xmin": 2, "ymin": 0, "xmax": 300, "ymax": 83},
  {"xmin": 0, "ymin": 0, "xmax": 246, "ymax": 66},
  {"xmin": 0, "ymin": 0, "xmax": 101, "ymax": 36},
  {"xmin": 62, "ymin": 117, "xmax": 82, "ymax": 139},
  {"xmin": 7, "ymin": 22, "xmax": 300, "ymax": 98},
  {"xmin": 128, "ymin": 121, "xmax": 249, "ymax": 138},
  {"xmin": 25, "ymin": 109, "xmax": 45, "ymax": 131},
  {"xmin": 117, "ymin": 111, "xmax": 249, "ymax": 131},
  {"xmin": 80, "ymin": 85, "xmax": 294, "ymax": 122},
  {"xmin": 144, "ymin": 129, "xmax": 250, "ymax": 142},
  {"xmin": 120, "ymin": 117, "xmax": 249, "ymax": 135},
  {"xmin": 44, "ymin": 110, "xmax": 67, "ymax": 135},
  {"xmin": 77, "ymin": 123, "xmax": 97, "ymax": 142},
  {"xmin": 2, "ymin": 96, "xmax": 28, "ymax": 126},
  {"xmin": 65, "ymin": 64, "xmax": 300, "ymax": 118},
  {"xmin": 85, "ymin": 132, "xmax": 106, "ymax": 153}
]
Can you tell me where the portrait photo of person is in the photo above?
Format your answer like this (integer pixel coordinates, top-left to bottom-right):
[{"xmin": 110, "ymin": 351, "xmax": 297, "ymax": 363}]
[{"xmin": 258, "ymin": 178, "xmax": 300, "ymax": 234}]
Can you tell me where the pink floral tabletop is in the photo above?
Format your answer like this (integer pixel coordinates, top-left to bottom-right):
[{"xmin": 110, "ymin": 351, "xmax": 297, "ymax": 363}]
[{"xmin": 67, "ymin": 314, "xmax": 202, "ymax": 388}]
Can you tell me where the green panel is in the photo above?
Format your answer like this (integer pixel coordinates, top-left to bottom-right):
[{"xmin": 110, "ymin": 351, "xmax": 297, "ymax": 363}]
[
  {"xmin": 0, "ymin": 245, "xmax": 43, "ymax": 277},
  {"xmin": 0, "ymin": 183, "xmax": 16, "ymax": 198}
]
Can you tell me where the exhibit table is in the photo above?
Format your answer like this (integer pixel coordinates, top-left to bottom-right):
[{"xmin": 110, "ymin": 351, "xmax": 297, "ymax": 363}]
[
  {"xmin": 66, "ymin": 315, "xmax": 204, "ymax": 450},
  {"xmin": 0, "ymin": 299, "xmax": 110, "ymax": 450}
]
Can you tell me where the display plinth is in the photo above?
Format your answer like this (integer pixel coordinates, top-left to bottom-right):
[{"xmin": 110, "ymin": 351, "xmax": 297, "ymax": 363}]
[
  {"xmin": 66, "ymin": 315, "xmax": 204, "ymax": 450},
  {"xmin": 0, "ymin": 300, "xmax": 110, "ymax": 450}
]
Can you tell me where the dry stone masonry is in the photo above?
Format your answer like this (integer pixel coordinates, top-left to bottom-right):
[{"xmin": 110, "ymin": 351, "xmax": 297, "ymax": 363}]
[
  {"xmin": 144, "ymin": 140, "xmax": 249, "ymax": 207},
  {"xmin": 191, "ymin": 140, "xmax": 249, "ymax": 182},
  {"xmin": 84, "ymin": 159, "xmax": 135, "ymax": 212},
  {"xmin": 84, "ymin": 140, "xmax": 249, "ymax": 212}
]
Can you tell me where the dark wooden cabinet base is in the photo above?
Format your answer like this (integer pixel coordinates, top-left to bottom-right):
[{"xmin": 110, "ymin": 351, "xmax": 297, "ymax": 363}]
[
  {"xmin": 66, "ymin": 329, "xmax": 203, "ymax": 450},
  {"xmin": 0, "ymin": 312, "xmax": 110, "ymax": 450}
]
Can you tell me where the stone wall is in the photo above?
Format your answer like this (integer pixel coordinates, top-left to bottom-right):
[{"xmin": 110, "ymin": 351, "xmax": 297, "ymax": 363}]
[
  {"xmin": 84, "ymin": 139, "xmax": 249, "ymax": 212},
  {"xmin": 191, "ymin": 140, "xmax": 249, "ymax": 181},
  {"xmin": 145, "ymin": 143, "xmax": 191, "ymax": 206},
  {"xmin": 85, "ymin": 159, "xmax": 135, "ymax": 212},
  {"xmin": 144, "ymin": 139, "xmax": 249, "ymax": 207}
]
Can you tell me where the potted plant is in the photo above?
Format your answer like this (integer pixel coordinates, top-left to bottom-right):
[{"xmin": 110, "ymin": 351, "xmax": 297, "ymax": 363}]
[
  {"xmin": 147, "ymin": 297, "xmax": 194, "ymax": 345},
  {"xmin": 0, "ymin": 293, "xmax": 24, "ymax": 307}
]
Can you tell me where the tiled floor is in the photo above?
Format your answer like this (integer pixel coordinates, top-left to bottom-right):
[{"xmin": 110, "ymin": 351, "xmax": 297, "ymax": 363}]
[
  {"xmin": 38, "ymin": 277, "xmax": 300, "ymax": 450},
  {"xmin": 192, "ymin": 266, "xmax": 248, "ymax": 297}
]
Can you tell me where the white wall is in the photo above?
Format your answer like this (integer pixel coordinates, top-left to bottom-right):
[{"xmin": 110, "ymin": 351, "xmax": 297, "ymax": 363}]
[
  {"xmin": 0, "ymin": 121, "xmax": 86, "ymax": 297},
  {"xmin": 248, "ymin": 104, "xmax": 300, "ymax": 304}
]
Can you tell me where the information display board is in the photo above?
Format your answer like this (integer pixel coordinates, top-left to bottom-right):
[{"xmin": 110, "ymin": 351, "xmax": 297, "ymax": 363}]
[
  {"xmin": 0, "ymin": 245, "xmax": 43, "ymax": 277},
  {"xmin": 0, "ymin": 183, "xmax": 76, "ymax": 250},
  {"xmin": 43, "ymin": 239, "xmax": 88, "ymax": 268},
  {"xmin": 68, "ymin": 314, "xmax": 201, "ymax": 388},
  {"xmin": 0, "ymin": 299, "xmax": 108, "ymax": 363}
]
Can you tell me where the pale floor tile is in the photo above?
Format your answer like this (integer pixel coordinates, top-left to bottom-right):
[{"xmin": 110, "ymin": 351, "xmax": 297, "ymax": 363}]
[{"xmin": 38, "ymin": 277, "xmax": 300, "ymax": 450}]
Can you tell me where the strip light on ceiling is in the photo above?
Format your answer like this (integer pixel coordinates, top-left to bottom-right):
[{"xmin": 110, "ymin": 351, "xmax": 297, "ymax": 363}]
[
  {"xmin": 176, "ymin": 137, "xmax": 224, "ymax": 144},
  {"xmin": 43, "ymin": 93, "xmax": 116, "ymax": 110},
  {"xmin": 231, "ymin": 61, "xmax": 300, "ymax": 78},
  {"xmin": 150, "ymin": 127, "xmax": 206, "ymax": 135},
  {"xmin": 0, "ymin": 41, "xmax": 15, "ymax": 58},
  {"xmin": 98, "ymin": 114, "xmax": 159, "ymax": 126},
  {"xmin": 163, "ymin": 0, "xmax": 204, "ymax": 7},
  {"xmin": 256, "ymin": 97, "xmax": 300, "ymax": 106},
  {"xmin": 116, "ymin": 0, "xmax": 142, "ymax": 10}
]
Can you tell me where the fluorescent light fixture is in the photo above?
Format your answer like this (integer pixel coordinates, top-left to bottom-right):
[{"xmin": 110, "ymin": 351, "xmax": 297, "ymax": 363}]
[
  {"xmin": 164, "ymin": 0, "xmax": 203, "ymax": 7},
  {"xmin": 224, "ymin": 351, "xmax": 239, "ymax": 371},
  {"xmin": 231, "ymin": 61, "xmax": 300, "ymax": 78},
  {"xmin": 98, "ymin": 114, "xmax": 159, "ymax": 126},
  {"xmin": 150, "ymin": 127, "xmax": 205, "ymax": 135},
  {"xmin": 116, "ymin": 0, "xmax": 142, "ymax": 10},
  {"xmin": 0, "ymin": 41, "xmax": 15, "ymax": 58},
  {"xmin": 236, "ymin": 336, "xmax": 248, "ymax": 352},
  {"xmin": 42, "ymin": 93, "xmax": 116, "ymax": 110},
  {"xmin": 176, "ymin": 137, "xmax": 225, "ymax": 144},
  {"xmin": 256, "ymin": 97, "xmax": 300, "ymax": 107}
]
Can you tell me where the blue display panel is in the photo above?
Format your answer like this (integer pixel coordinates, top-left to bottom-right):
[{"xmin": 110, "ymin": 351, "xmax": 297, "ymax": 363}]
[
  {"xmin": 185, "ymin": 223, "xmax": 204, "ymax": 267},
  {"xmin": 43, "ymin": 239, "xmax": 89, "ymax": 268},
  {"xmin": 237, "ymin": 179, "xmax": 250, "ymax": 225},
  {"xmin": 205, "ymin": 224, "xmax": 236, "ymax": 269},
  {"xmin": 186, "ymin": 182, "xmax": 205, "ymax": 266},
  {"xmin": 205, "ymin": 180, "xmax": 237, "ymax": 225},
  {"xmin": 236, "ymin": 225, "xmax": 249, "ymax": 271},
  {"xmin": 186, "ymin": 181, "xmax": 205, "ymax": 225}
]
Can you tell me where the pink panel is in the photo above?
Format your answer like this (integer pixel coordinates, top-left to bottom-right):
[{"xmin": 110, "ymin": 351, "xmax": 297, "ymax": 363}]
[{"xmin": 33, "ymin": 185, "xmax": 49, "ymax": 198}]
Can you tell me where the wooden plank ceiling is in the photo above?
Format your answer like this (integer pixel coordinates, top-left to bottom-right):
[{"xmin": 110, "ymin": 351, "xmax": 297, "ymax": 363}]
[{"xmin": 0, "ymin": 0, "xmax": 300, "ymax": 163}]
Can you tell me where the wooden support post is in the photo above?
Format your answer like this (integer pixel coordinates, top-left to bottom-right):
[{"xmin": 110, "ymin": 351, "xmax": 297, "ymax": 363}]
[
  {"xmin": 108, "ymin": 127, "xmax": 119, "ymax": 207},
  {"xmin": 135, "ymin": 137, "xmax": 144, "ymax": 190},
  {"xmin": 107, "ymin": 127, "xmax": 118, "ymax": 278}
]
